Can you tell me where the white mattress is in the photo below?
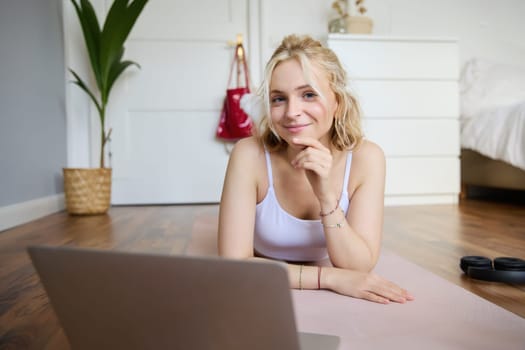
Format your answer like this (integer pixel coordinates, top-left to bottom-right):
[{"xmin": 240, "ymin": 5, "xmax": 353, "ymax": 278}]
[
  {"xmin": 461, "ymin": 101, "xmax": 525, "ymax": 171},
  {"xmin": 460, "ymin": 58, "xmax": 525, "ymax": 171}
]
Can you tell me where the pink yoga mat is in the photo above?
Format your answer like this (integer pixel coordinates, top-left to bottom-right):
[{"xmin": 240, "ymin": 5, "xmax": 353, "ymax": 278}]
[
  {"xmin": 293, "ymin": 250, "xmax": 525, "ymax": 350},
  {"xmin": 186, "ymin": 226, "xmax": 525, "ymax": 349}
]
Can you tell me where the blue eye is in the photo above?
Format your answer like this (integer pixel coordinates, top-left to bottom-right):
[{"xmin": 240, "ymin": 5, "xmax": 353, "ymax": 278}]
[
  {"xmin": 303, "ymin": 92, "xmax": 317, "ymax": 99},
  {"xmin": 271, "ymin": 96, "xmax": 285, "ymax": 104}
]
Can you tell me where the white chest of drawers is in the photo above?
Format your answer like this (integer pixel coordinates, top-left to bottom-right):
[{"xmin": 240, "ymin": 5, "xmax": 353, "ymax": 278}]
[{"xmin": 328, "ymin": 34, "xmax": 460, "ymax": 205}]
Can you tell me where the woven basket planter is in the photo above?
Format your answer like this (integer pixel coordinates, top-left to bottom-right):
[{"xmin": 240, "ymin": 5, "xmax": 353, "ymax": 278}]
[{"xmin": 63, "ymin": 168, "xmax": 112, "ymax": 215}]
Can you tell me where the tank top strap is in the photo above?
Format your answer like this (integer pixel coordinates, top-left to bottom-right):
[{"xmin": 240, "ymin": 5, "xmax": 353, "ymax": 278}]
[
  {"xmin": 264, "ymin": 149, "xmax": 274, "ymax": 187},
  {"xmin": 342, "ymin": 151, "xmax": 352, "ymax": 193}
]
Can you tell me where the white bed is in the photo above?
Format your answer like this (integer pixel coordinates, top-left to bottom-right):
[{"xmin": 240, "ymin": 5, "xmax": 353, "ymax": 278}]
[
  {"xmin": 459, "ymin": 58, "xmax": 525, "ymax": 191},
  {"xmin": 462, "ymin": 101, "xmax": 525, "ymax": 171}
]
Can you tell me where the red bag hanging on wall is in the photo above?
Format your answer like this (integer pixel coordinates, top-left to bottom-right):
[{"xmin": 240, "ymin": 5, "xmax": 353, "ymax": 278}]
[{"xmin": 216, "ymin": 41, "xmax": 254, "ymax": 141}]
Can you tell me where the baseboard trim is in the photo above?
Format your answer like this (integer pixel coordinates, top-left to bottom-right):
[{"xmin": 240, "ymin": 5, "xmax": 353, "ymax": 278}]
[
  {"xmin": 0, "ymin": 194, "xmax": 65, "ymax": 232},
  {"xmin": 385, "ymin": 194, "xmax": 459, "ymax": 206}
]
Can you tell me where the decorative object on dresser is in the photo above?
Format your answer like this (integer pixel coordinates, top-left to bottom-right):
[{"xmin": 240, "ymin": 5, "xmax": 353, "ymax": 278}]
[
  {"xmin": 329, "ymin": 0, "xmax": 373, "ymax": 34},
  {"xmin": 64, "ymin": 0, "xmax": 148, "ymax": 215},
  {"xmin": 346, "ymin": 0, "xmax": 373, "ymax": 34},
  {"xmin": 328, "ymin": 35, "xmax": 460, "ymax": 205},
  {"xmin": 329, "ymin": 0, "xmax": 349, "ymax": 33}
]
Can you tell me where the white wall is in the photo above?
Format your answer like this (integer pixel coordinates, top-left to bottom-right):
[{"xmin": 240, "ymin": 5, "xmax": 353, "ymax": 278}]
[
  {"xmin": 4, "ymin": 0, "xmax": 524, "ymax": 229},
  {"xmin": 257, "ymin": 0, "xmax": 525, "ymax": 86},
  {"xmin": 373, "ymin": 0, "xmax": 525, "ymax": 67},
  {"xmin": 63, "ymin": 0, "xmax": 525, "ymax": 171},
  {"xmin": 0, "ymin": 0, "xmax": 67, "ymax": 232}
]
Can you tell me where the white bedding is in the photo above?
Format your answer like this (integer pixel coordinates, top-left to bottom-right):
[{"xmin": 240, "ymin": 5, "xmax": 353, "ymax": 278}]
[
  {"xmin": 460, "ymin": 58, "xmax": 525, "ymax": 171},
  {"xmin": 461, "ymin": 101, "xmax": 525, "ymax": 171}
]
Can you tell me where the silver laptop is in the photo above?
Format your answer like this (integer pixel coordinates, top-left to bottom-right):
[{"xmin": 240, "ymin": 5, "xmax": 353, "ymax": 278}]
[{"xmin": 28, "ymin": 246, "xmax": 340, "ymax": 350}]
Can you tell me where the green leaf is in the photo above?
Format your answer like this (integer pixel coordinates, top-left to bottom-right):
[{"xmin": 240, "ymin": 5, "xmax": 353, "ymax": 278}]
[
  {"xmin": 106, "ymin": 59, "xmax": 140, "ymax": 102},
  {"xmin": 70, "ymin": 0, "xmax": 103, "ymax": 90},
  {"xmin": 99, "ymin": 0, "xmax": 148, "ymax": 94},
  {"xmin": 69, "ymin": 68, "xmax": 103, "ymax": 119},
  {"xmin": 100, "ymin": 46, "xmax": 123, "ymax": 104}
]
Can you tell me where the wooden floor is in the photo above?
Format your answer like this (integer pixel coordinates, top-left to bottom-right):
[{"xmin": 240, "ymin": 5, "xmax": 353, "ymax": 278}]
[{"xmin": 0, "ymin": 198, "xmax": 524, "ymax": 349}]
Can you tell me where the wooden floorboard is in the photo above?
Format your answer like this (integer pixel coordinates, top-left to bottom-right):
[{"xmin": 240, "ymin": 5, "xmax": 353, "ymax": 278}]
[
  {"xmin": 0, "ymin": 199, "xmax": 524, "ymax": 349},
  {"xmin": 382, "ymin": 200, "xmax": 525, "ymax": 318}
]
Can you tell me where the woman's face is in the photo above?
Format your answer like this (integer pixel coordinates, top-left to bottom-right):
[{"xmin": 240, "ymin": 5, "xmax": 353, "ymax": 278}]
[{"xmin": 269, "ymin": 58, "xmax": 338, "ymax": 147}]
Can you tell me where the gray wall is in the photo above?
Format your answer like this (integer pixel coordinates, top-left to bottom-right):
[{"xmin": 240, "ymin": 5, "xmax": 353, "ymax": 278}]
[{"xmin": 0, "ymin": 0, "xmax": 66, "ymax": 207}]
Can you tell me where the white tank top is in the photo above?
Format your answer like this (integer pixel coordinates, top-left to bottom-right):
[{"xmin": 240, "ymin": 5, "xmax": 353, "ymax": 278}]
[{"xmin": 254, "ymin": 150, "xmax": 352, "ymax": 262}]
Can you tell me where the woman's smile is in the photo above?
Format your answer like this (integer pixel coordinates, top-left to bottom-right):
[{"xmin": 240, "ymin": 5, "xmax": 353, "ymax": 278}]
[{"xmin": 284, "ymin": 123, "xmax": 312, "ymax": 134}]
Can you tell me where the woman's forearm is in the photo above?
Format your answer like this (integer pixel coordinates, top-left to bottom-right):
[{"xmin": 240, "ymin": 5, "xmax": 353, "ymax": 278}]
[
  {"xmin": 321, "ymin": 208, "xmax": 377, "ymax": 271},
  {"xmin": 243, "ymin": 256, "xmax": 323, "ymax": 290}
]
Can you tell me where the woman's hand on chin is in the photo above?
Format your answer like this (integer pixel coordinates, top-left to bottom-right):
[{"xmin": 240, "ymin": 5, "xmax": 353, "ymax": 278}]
[{"xmin": 290, "ymin": 137, "xmax": 336, "ymax": 204}]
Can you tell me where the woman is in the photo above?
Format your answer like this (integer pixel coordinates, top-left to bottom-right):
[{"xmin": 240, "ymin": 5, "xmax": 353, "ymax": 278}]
[{"xmin": 218, "ymin": 34, "xmax": 413, "ymax": 304}]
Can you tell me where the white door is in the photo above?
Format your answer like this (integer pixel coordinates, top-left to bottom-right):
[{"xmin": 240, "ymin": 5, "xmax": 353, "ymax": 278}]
[{"xmin": 107, "ymin": 0, "xmax": 249, "ymax": 204}]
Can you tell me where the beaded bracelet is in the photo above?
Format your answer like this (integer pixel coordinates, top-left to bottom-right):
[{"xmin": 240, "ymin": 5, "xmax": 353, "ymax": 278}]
[
  {"xmin": 299, "ymin": 264, "xmax": 303, "ymax": 290},
  {"xmin": 323, "ymin": 221, "xmax": 345, "ymax": 229},
  {"xmin": 319, "ymin": 202, "xmax": 339, "ymax": 217},
  {"xmin": 317, "ymin": 266, "xmax": 322, "ymax": 290}
]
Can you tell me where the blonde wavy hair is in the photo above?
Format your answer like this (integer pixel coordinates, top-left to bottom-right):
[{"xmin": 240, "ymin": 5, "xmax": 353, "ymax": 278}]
[{"xmin": 258, "ymin": 34, "xmax": 363, "ymax": 152}]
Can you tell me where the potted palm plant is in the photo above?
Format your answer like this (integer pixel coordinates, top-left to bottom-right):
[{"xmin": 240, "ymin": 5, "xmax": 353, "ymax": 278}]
[{"xmin": 63, "ymin": 0, "xmax": 148, "ymax": 215}]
